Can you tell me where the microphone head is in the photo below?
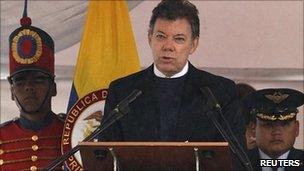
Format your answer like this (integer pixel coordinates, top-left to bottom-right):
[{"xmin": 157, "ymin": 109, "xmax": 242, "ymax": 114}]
[
  {"xmin": 132, "ymin": 89, "xmax": 142, "ymax": 101},
  {"xmin": 200, "ymin": 86, "xmax": 221, "ymax": 110},
  {"xmin": 126, "ymin": 89, "xmax": 142, "ymax": 104}
]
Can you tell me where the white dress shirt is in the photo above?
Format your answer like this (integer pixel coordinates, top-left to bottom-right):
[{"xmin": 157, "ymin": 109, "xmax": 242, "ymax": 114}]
[{"xmin": 153, "ymin": 62, "xmax": 189, "ymax": 78}]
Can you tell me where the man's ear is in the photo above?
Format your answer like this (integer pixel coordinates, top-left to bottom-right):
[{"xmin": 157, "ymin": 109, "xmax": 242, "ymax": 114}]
[
  {"xmin": 51, "ymin": 82, "xmax": 57, "ymax": 96},
  {"xmin": 295, "ymin": 120, "xmax": 299, "ymax": 137},
  {"xmin": 8, "ymin": 77, "xmax": 15, "ymax": 101},
  {"xmin": 189, "ymin": 37, "xmax": 199, "ymax": 55},
  {"xmin": 148, "ymin": 29, "xmax": 153, "ymax": 47}
]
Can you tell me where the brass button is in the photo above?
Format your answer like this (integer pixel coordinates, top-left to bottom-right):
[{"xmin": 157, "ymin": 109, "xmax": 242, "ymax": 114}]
[
  {"xmin": 0, "ymin": 149, "xmax": 3, "ymax": 155},
  {"xmin": 30, "ymin": 165, "xmax": 37, "ymax": 171},
  {"xmin": 0, "ymin": 159, "xmax": 3, "ymax": 165},
  {"xmin": 32, "ymin": 145, "xmax": 38, "ymax": 151},
  {"xmin": 31, "ymin": 155, "xmax": 38, "ymax": 162},
  {"xmin": 31, "ymin": 135, "xmax": 38, "ymax": 141}
]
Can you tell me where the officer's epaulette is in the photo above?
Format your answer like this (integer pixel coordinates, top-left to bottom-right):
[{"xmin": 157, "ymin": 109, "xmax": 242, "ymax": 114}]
[
  {"xmin": 0, "ymin": 117, "xmax": 19, "ymax": 128},
  {"xmin": 57, "ymin": 113, "xmax": 66, "ymax": 122}
]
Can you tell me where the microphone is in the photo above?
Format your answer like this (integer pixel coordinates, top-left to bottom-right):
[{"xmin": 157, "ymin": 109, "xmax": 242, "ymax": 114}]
[
  {"xmin": 101, "ymin": 89, "xmax": 142, "ymax": 125},
  {"xmin": 200, "ymin": 87, "xmax": 253, "ymax": 171},
  {"xmin": 115, "ymin": 89, "xmax": 142, "ymax": 113},
  {"xmin": 201, "ymin": 86, "xmax": 221, "ymax": 112},
  {"xmin": 44, "ymin": 89, "xmax": 142, "ymax": 171}
]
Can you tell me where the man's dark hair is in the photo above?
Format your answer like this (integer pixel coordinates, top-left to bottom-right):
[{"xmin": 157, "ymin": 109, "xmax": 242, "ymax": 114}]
[
  {"xmin": 236, "ymin": 83, "xmax": 256, "ymax": 125},
  {"xmin": 149, "ymin": 0, "xmax": 200, "ymax": 39}
]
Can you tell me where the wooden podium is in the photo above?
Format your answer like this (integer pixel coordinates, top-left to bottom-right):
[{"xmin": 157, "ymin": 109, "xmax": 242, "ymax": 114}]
[{"xmin": 78, "ymin": 142, "xmax": 232, "ymax": 171}]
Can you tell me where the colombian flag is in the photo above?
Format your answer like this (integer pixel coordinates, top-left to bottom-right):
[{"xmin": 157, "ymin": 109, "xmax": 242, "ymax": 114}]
[{"xmin": 62, "ymin": 1, "xmax": 140, "ymax": 170}]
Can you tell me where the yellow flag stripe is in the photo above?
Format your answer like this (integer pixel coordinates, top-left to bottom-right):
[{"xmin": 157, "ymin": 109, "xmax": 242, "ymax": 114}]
[{"xmin": 73, "ymin": 0, "xmax": 140, "ymax": 98}]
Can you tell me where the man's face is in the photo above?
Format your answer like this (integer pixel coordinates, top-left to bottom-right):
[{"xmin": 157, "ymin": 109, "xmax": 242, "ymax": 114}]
[
  {"xmin": 10, "ymin": 71, "xmax": 56, "ymax": 113},
  {"xmin": 254, "ymin": 119, "xmax": 299, "ymax": 158},
  {"xmin": 148, "ymin": 18, "xmax": 199, "ymax": 77}
]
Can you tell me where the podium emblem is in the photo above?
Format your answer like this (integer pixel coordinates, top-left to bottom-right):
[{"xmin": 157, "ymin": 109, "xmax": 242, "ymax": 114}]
[{"xmin": 61, "ymin": 89, "xmax": 107, "ymax": 170}]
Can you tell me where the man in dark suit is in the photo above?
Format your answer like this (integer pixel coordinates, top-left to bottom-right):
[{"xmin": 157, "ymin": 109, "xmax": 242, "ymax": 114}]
[
  {"xmin": 99, "ymin": 0, "xmax": 246, "ymax": 168},
  {"xmin": 243, "ymin": 88, "xmax": 304, "ymax": 171}
]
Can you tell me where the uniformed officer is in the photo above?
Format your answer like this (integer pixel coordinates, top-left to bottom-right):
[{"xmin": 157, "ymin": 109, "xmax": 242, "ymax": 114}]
[
  {"xmin": 243, "ymin": 88, "xmax": 304, "ymax": 171},
  {"xmin": 0, "ymin": 1, "xmax": 65, "ymax": 170}
]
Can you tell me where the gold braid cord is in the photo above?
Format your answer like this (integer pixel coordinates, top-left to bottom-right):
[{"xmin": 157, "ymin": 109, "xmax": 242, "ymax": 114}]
[
  {"xmin": 1, "ymin": 146, "xmax": 59, "ymax": 154},
  {"xmin": 1, "ymin": 156, "xmax": 56, "ymax": 165},
  {"xmin": 0, "ymin": 135, "xmax": 61, "ymax": 145},
  {"xmin": 257, "ymin": 113, "xmax": 296, "ymax": 121}
]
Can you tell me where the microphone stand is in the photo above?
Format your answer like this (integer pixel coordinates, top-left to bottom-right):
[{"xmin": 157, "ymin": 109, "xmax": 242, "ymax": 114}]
[
  {"xmin": 43, "ymin": 89, "xmax": 142, "ymax": 171},
  {"xmin": 200, "ymin": 87, "xmax": 253, "ymax": 171}
]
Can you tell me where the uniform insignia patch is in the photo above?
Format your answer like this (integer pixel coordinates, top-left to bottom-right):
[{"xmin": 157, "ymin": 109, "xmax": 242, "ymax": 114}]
[
  {"xmin": 265, "ymin": 92, "xmax": 289, "ymax": 104},
  {"xmin": 12, "ymin": 29, "xmax": 42, "ymax": 64}
]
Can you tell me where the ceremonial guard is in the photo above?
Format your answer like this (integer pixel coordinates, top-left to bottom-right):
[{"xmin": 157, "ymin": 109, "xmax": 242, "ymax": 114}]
[{"xmin": 0, "ymin": 1, "xmax": 65, "ymax": 170}]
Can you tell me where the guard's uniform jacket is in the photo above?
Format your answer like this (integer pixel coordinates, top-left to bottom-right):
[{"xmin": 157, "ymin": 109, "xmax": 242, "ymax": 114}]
[{"xmin": 0, "ymin": 113, "xmax": 65, "ymax": 171}]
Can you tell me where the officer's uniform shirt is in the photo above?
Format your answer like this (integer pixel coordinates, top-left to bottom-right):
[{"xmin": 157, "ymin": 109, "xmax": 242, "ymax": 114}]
[{"xmin": 259, "ymin": 148, "xmax": 290, "ymax": 171}]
